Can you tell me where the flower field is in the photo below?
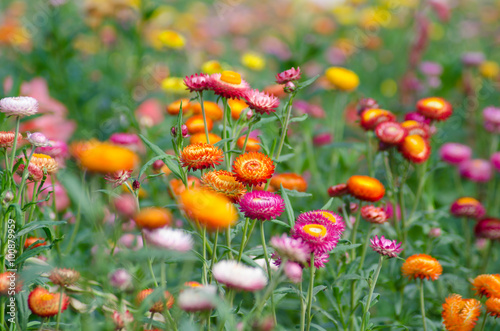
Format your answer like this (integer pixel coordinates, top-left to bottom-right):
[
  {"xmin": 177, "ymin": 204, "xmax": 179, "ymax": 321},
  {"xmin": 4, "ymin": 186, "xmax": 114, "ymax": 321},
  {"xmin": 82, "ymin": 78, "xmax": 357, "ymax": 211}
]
[{"xmin": 1, "ymin": 0, "xmax": 500, "ymax": 330}]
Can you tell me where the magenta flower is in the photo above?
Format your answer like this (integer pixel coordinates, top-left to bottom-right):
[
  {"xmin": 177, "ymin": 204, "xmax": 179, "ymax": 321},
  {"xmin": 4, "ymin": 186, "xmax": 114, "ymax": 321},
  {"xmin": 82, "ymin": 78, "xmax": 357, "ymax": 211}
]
[
  {"xmin": 450, "ymin": 197, "xmax": 486, "ymax": 220},
  {"xmin": 375, "ymin": 122, "xmax": 408, "ymax": 145},
  {"xmin": 212, "ymin": 260, "xmax": 267, "ymax": 291},
  {"xmin": 483, "ymin": 106, "xmax": 500, "ymax": 133},
  {"xmin": 239, "ymin": 191, "xmax": 285, "ymax": 221},
  {"xmin": 208, "ymin": 72, "xmax": 250, "ymax": 99},
  {"xmin": 475, "ymin": 218, "xmax": 500, "ymax": 240},
  {"xmin": 462, "ymin": 52, "xmax": 485, "ymax": 67},
  {"xmin": 439, "ymin": 143, "xmax": 472, "ymax": 165},
  {"xmin": 143, "ymin": 228, "xmax": 193, "ymax": 252},
  {"xmin": 361, "ymin": 205, "xmax": 388, "ymax": 224},
  {"xmin": 110, "ymin": 133, "xmax": 140, "ymax": 146},
  {"xmin": 292, "ymin": 214, "xmax": 340, "ymax": 254},
  {"xmin": 37, "ymin": 140, "xmax": 68, "ymax": 159},
  {"xmin": 284, "ymin": 261, "xmax": 303, "ymax": 283},
  {"xmin": 0, "ymin": 96, "xmax": 38, "ymax": 117},
  {"xmin": 307, "ymin": 252, "xmax": 330, "ymax": 269},
  {"xmin": 459, "ymin": 159, "xmax": 492, "ymax": 182},
  {"xmin": 369, "ymin": 236, "xmax": 402, "ymax": 258},
  {"xmin": 313, "ymin": 132, "xmax": 333, "ymax": 146},
  {"xmin": 404, "ymin": 111, "xmax": 431, "ymax": 125},
  {"xmin": 327, "ymin": 183, "xmax": 349, "ymax": 198},
  {"xmin": 296, "ymin": 210, "xmax": 345, "ymax": 237},
  {"xmin": 104, "ymin": 170, "xmax": 132, "ymax": 188},
  {"xmin": 184, "ymin": 73, "xmax": 210, "ymax": 93},
  {"xmin": 491, "ymin": 152, "xmax": 500, "ymax": 172},
  {"xmin": 270, "ymin": 234, "xmax": 310, "ymax": 263},
  {"xmin": 275, "ymin": 67, "xmax": 301, "ymax": 84},
  {"xmin": 243, "ymin": 89, "xmax": 280, "ymax": 115}
]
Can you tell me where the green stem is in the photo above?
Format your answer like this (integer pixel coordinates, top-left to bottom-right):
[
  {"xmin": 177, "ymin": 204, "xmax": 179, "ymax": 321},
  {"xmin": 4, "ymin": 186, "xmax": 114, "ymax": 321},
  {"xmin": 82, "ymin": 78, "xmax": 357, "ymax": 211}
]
[
  {"xmin": 358, "ymin": 224, "xmax": 374, "ymax": 271},
  {"xmin": 305, "ymin": 253, "xmax": 316, "ymax": 331},
  {"xmin": 366, "ymin": 133, "xmax": 374, "ymax": 177},
  {"xmin": 142, "ymin": 232, "xmax": 158, "ymax": 287},
  {"xmin": 8, "ymin": 117, "xmax": 20, "ymax": 175},
  {"xmin": 222, "ymin": 98, "xmax": 231, "ymax": 170},
  {"xmin": 462, "ymin": 218, "xmax": 471, "ymax": 269},
  {"xmin": 408, "ymin": 161, "xmax": 428, "ymax": 223},
  {"xmin": 384, "ymin": 152, "xmax": 400, "ymax": 239},
  {"xmin": 237, "ymin": 217, "xmax": 250, "ymax": 262},
  {"xmin": 419, "ymin": 279, "xmax": 427, "ymax": 331},
  {"xmin": 260, "ymin": 221, "xmax": 276, "ymax": 323},
  {"xmin": 361, "ymin": 255, "xmax": 384, "ymax": 331},
  {"xmin": 226, "ymin": 226, "xmax": 233, "ymax": 259},
  {"xmin": 202, "ymin": 226, "xmax": 208, "ymax": 285},
  {"xmin": 198, "ymin": 91, "xmax": 211, "ymax": 144},
  {"xmin": 480, "ymin": 240, "xmax": 494, "ymax": 274},
  {"xmin": 55, "ymin": 286, "xmax": 64, "ymax": 330},
  {"xmin": 209, "ymin": 230, "xmax": 219, "ymax": 284},
  {"xmin": 299, "ymin": 282, "xmax": 305, "ymax": 331},
  {"xmin": 479, "ymin": 311, "xmax": 488, "ymax": 331},
  {"xmin": 399, "ymin": 163, "xmax": 410, "ymax": 250},
  {"xmin": 350, "ymin": 204, "xmax": 362, "ymax": 260},
  {"xmin": 147, "ymin": 312, "xmax": 155, "ymax": 330},
  {"xmin": 274, "ymin": 93, "xmax": 295, "ymax": 161}
]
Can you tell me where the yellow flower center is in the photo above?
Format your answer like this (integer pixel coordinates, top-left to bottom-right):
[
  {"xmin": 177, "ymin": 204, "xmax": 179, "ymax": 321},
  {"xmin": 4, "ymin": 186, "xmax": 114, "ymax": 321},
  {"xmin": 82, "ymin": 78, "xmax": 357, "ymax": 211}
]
[
  {"xmin": 40, "ymin": 293, "xmax": 54, "ymax": 302},
  {"xmin": 32, "ymin": 153, "xmax": 51, "ymax": 159},
  {"xmin": 220, "ymin": 71, "xmax": 242, "ymax": 85},
  {"xmin": 317, "ymin": 211, "xmax": 337, "ymax": 224},
  {"xmin": 303, "ymin": 224, "xmax": 327, "ymax": 237},
  {"xmin": 457, "ymin": 197, "xmax": 478, "ymax": 205}
]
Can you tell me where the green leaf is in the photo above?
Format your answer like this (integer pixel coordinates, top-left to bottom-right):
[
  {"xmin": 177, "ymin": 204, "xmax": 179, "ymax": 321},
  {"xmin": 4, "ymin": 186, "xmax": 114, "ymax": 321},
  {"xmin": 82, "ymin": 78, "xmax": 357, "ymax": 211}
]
[
  {"xmin": 15, "ymin": 244, "xmax": 53, "ymax": 265},
  {"xmin": 270, "ymin": 219, "xmax": 291, "ymax": 229},
  {"xmin": 289, "ymin": 114, "xmax": 308, "ymax": 123},
  {"xmin": 321, "ymin": 198, "xmax": 334, "ymax": 210},
  {"xmin": 312, "ymin": 285, "xmax": 327, "ymax": 296},
  {"xmin": 297, "ymin": 74, "xmax": 320, "ymax": 90},
  {"xmin": 139, "ymin": 134, "xmax": 183, "ymax": 180},
  {"xmin": 16, "ymin": 221, "xmax": 66, "ymax": 238},
  {"xmin": 280, "ymin": 184, "xmax": 295, "ymax": 227},
  {"xmin": 336, "ymin": 273, "xmax": 366, "ymax": 282},
  {"xmin": 276, "ymin": 153, "xmax": 295, "ymax": 162},
  {"xmin": 214, "ymin": 138, "xmax": 235, "ymax": 148},
  {"xmin": 332, "ymin": 243, "xmax": 361, "ymax": 254},
  {"xmin": 282, "ymin": 188, "xmax": 312, "ymax": 198}
]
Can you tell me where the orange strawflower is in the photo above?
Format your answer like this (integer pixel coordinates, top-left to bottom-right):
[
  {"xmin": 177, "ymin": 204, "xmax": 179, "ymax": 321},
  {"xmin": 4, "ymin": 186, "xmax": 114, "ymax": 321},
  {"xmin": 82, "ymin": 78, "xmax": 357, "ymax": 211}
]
[
  {"xmin": 184, "ymin": 281, "xmax": 202, "ymax": 288},
  {"xmin": 69, "ymin": 139, "xmax": 100, "ymax": 160},
  {"xmin": 29, "ymin": 154, "xmax": 58, "ymax": 174},
  {"xmin": 28, "ymin": 287, "xmax": 69, "ymax": 317},
  {"xmin": 270, "ymin": 173, "xmax": 308, "ymax": 192},
  {"xmin": 471, "ymin": 274, "xmax": 500, "ymax": 298},
  {"xmin": 49, "ymin": 268, "xmax": 80, "ymax": 287},
  {"xmin": 24, "ymin": 237, "xmax": 46, "ymax": 249},
  {"xmin": 232, "ymin": 152, "xmax": 275, "ymax": 186},
  {"xmin": 417, "ymin": 97, "xmax": 453, "ymax": 121},
  {"xmin": 134, "ymin": 207, "xmax": 172, "ymax": 229},
  {"xmin": 180, "ymin": 143, "xmax": 223, "ymax": 171},
  {"xmin": 0, "ymin": 272, "xmax": 22, "ymax": 295},
  {"xmin": 80, "ymin": 143, "xmax": 139, "ymax": 173},
  {"xmin": 401, "ymin": 254, "xmax": 442, "ymax": 281},
  {"xmin": 167, "ymin": 98, "xmax": 191, "ymax": 115},
  {"xmin": 486, "ymin": 297, "xmax": 500, "ymax": 318},
  {"xmin": 360, "ymin": 109, "xmax": 396, "ymax": 130},
  {"xmin": 346, "ymin": 175, "xmax": 385, "ymax": 202},
  {"xmin": 169, "ymin": 177, "xmax": 201, "ymax": 197},
  {"xmin": 180, "ymin": 188, "xmax": 237, "ymax": 229},
  {"xmin": 201, "ymin": 170, "xmax": 246, "ymax": 202},
  {"xmin": 442, "ymin": 294, "xmax": 482, "ymax": 331},
  {"xmin": 136, "ymin": 289, "xmax": 174, "ymax": 313},
  {"xmin": 186, "ymin": 115, "xmax": 213, "ymax": 134},
  {"xmin": 399, "ymin": 135, "xmax": 431, "ymax": 164},
  {"xmin": 190, "ymin": 133, "xmax": 222, "ymax": 145},
  {"xmin": 237, "ymin": 136, "xmax": 261, "ymax": 152},
  {"xmin": 191, "ymin": 101, "xmax": 223, "ymax": 121},
  {"xmin": 228, "ymin": 99, "xmax": 249, "ymax": 120}
]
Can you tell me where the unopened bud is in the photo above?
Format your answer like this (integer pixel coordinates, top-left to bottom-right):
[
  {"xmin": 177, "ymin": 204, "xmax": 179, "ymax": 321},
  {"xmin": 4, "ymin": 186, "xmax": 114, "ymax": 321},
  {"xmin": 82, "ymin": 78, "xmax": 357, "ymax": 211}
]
[
  {"xmin": 132, "ymin": 180, "xmax": 140, "ymax": 190},
  {"xmin": 284, "ymin": 81, "xmax": 297, "ymax": 93},
  {"xmin": 3, "ymin": 191, "xmax": 14, "ymax": 204}
]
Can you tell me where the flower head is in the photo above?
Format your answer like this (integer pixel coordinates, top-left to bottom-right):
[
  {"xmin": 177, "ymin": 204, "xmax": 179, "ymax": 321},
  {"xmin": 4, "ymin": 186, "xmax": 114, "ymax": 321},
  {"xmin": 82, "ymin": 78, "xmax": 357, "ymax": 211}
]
[
  {"xmin": 327, "ymin": 183, "xmax": 349, "ymax": 197},
  {"xmin": 233, "ymin": 152, "xmax": 275, "ymax": 186},
  {"xmin": 243, "ymin": 89, "xmax": 280, "ymax": 115},
  {"xmin": 346, "ymin": 175, "xmax": 385, "ymax": 202},
  {"xmin": 471, "ymin": 274, "xmax": 500, "ymax": 298},
  {"xmin": 239, "ymin": 191, "xmax": 285, "ymax": 221},
  {"xmin": 401, "ymin": 120, "xmax": 431, "ymax": 138},
  {"xmin": 190, "ymin": 133, "xmax": 222, "ymax": 145},
  {"xmin": 28, "ymin": 287, "xmax": 69, "ymax": 317},
  {"xmin": 237, "ymin": 136, "xmax": 261, "ymax": 152},
  {"xmin": 462, "ymin": 52, "xmax": 485, "ymax": 67},
  {"xmin": 213, "ymin": 260, "xmax": 267, "ymax": 291},
  {"xmin": 292, "ymin": 214, "xmax": 341, "ymax": 254},
  {"xmin": 270, "ymin": 173, "xmax": 307, "ymax": 192},
  {"xmin": 369, "ymin": 236, "xmax": 402, "ymax": 258},
  {"xmin": 491, "ymin": 152, "xmax": 500, "ymax": 173},
  {"xmin": 186, "ymin": 115, "xmax": 213, "ymax": 135},
  {"xmin": 80, "ymin": 143, "xmax": 139, "ymax": 173},
  {"xmin": 0, "ymin": 272, "xmax": 22, "ymax": 295},
  {"xmin": 324, "ymin": 67, "xmax": 359, "ymax": 91},
  {"xmin": 133, "ymin": 207, "xmax": 172, "ymax": 229},
  {"xmin": 401, "ymin": 254, "xmax": 442, "ymax": 281},
  {"xmin": 0, "ymin": 96, "xmax": 38, "ymax": 117},
  {"xmin": 275, "ymin": 67, "xmax": 301, "ymax": 84},
  {"xmin": 109, "ymin": 268, "xmax": 133, "ymax": 291},
  {"xmin": 297, "ymin": 210, "xmax": 345, "ymax": 236},
  {"xmin": 136, "ymin": 289, "xmax": 174, "ymax": 313},
  {"xmin": 208, "ymin": 71, "xmax": 250, "ymax": 99},
  {"xmin": 360, "ymin": 109, "xmax": 396, "ymax": 131},
  {"xmin": 202, "ymin": 170, "xmax": 246, "ymax": 202},
  {"xmin": 361, "ymin": 205, "xmax": 388, "ymax": 224},
  {"xmin": 169, "ymin": 177, "xmax": 201, "ymax": 197},
  {"xmin": 180, "ymin": 188, "xmax": 238, "ymax": 230},
  {"xmin": 104, "ymin": 170, "xmax": 132, "ymax": 188},
  {"xmin": 27, "ymin": 132, "xmax": 50, "ymax": 147},
  {"xmin": 0, "ymin": 131, "xmax": 22, "ymax": 149},
  {"xmin": 180, "ymin": 143, "xmax": 224, "ymax": 171},
  {"xmin": 459, "ymin": 159, "xmax": 492, "ymax": 183},
  {"xmin": 284, "ymin": 261, "xmax": 303, "ymax": 283},
  {"xmin": 416, "ymin": 97, "xmax": 453, "ymax": 121},
  {"xmin": 143, "ymin": 227, "xmax": 193, "ymax": 252},
  {"xmin": 191, "ymin": 101, "xmax": 224, "ymax": 121},
  {"xmin": 442, "ymin": 294, "xmax": 482, "ymax": 331},
  {"xmin": 184, "ymin": 73, "xmax": 210, "ymax": 93},
  {"xmin": 399, "ymin": 135, "xmax": 431, "ymax": 164},
  {"xmin": 450, "ymin": 197, "xmax": 486, "ymax": 219},
  {"xmin": 483, "ymin": 106, "xmax": 500, "ymax": 133},
  {"xmin": 307, "ymin": 252, "xmax": 330, "ymax": 269},
  {"xmin": 269, "ymin": 234, "xmax": 311, "ymax": 263},
  {"xmin": 375, "ymin": 122, "xmax": 407, "ymax": 145},
  {"xmin": 486, "ymin": 297, "xmax": 500, "ymax": 318},
  {"xmin": 112, "ymin": 310, "xmax": 134, "ymax": 330},
  {"xmin": 49, "ymin": 268, "xmax": 80, "ymax": 287},
  {"xmin": 178, "ymin": 284, "xmax": 217, "ymax": 312},
  {"xmin": 357, "ymin": 98, "xmax": 379, "ymax": 115},
  {"xmin": 440, "ymin": 143, "xmax": 472, "ymax": 165}
]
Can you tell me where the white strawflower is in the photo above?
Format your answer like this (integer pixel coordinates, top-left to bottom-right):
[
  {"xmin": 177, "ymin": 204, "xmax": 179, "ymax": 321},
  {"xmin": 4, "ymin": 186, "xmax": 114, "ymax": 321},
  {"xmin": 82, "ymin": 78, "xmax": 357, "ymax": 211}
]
[
  {"xmin": 0, "ymin": 96, "xmax": 38, "ymax": 117},
  {"xmin": 178, "ymin": 285, "xmax": 217, "ymax": 312},
  {"xmin": 143, "ymin": 227, "xmax": 193, "ymax": 252},
  {"xmin": 213, "ymin": 260, "xmax": 268, "ymax": 291},
  {"xmin": 27, "ymin": 132, "xmax": 51, "ymax": 147}
]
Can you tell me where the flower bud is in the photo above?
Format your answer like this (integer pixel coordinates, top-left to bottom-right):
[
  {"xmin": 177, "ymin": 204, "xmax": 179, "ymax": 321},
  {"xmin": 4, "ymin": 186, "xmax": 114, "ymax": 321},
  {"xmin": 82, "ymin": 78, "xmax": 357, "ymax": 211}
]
[
  {"xmin": 429, "ymin": 227, "xmax": 442, "ymax": 238},
  {"xmin": 284, "ymin": 81, "xmax": 297, "ymax": 93},
  {"xmin": 27, "ymin": 132, "xmax": 50, "ymax": 147},
  {"xmin": 132, "ymin": 180, "xmax": 140, "ymax": 190}
]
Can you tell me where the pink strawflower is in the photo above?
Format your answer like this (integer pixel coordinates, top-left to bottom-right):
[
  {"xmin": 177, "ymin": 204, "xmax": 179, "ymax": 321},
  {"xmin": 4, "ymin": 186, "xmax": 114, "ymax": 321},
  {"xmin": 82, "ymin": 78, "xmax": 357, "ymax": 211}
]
[
  {"xmin": 292, "ymin": 215, "xmax": 340, "ymax": 254},
  {"xmin": 307, "ymin": 252, "xmax": 330, "ymax": 269},
  {"xmin": 459, "ymin": 159, "xmax": 492, "ymax": 182},
  {"xmin": 483, "ymin": 106, "xmax": 500, "ymax": 133},
  {"xmin": 135, "ymin": 98, "xmax": 164, "ymax": 127},
  {"xmin": 439, "ymin": 143, "xmax": 472, "ymax": 165},
  {"xmin": 475, "ymin": 218, "xmax": 500, "ymax": 240},
  {"xmin": 113, "ymin": 194, "xmax": 137, "ymax": 219},
  {"xmin": 275, "ymin": 67, "xmax": 301, "ymax": 84},
  {"xmin": 239, "ymin": 191, "xmax": 285, "ymax": 221},
  {"xmin": 327, "ymin": 183, "xmax": 348, "ymax": 197},
  {"xmin": 0, "ymin": 131, "xmax": 22, "ymax": 148},
  {"xmin": 184, "ymin": 73, "xmax": 210, "ymax": 92},
  {"xmin": 269, "ymin": 234, "xmax": 310, "ymax": 263},
  {"xmin": 212, "ymin": 260, "xmax": 267, "ymax": 291},
  {"xmin": 284, "ymin": 261, "xmax": 303, "ymax": 283},
  {"xmin": 462, "ymin": 52, "xmax": 485, "ymax": 67},
  {"xmin": 112, "ymin": 310, "xmax": 134, "ymax": 329},
  {"xmin": 178, "ymin": 285, "xmax": 217, "ymax": 312},
  {"xmin": 450, "ymin": 197, "xmax": 486, "ymax": 219},
  {"xmin": 143, "ymin": 228, "xmax": 193, "ymax": 252},
  {"xmin": 37, "ymin": 140, "xmax": 69, "ymax": 159},
  {"xmin": 313, "ymin": 133, "xmax": 333, "ymax": 146},
  {"xmin": 429, "ymin": 227, "xmax": 442, "ymax": 238},
  {"xmin": 117, "ymin": 234, "xmax": 143, "ymax": 250},
  {"xmin": 404, "ymin": 111, "xmax": 431, "ymax": 125},
  {"xmin": 208, "ymin": 72, "xmax": 250, "ymax": 99},
  {"xmin": 491, "ymin": 152, "xmax": 500, "ymax": 172},
  {"xmin": 361, "ymin": 205, "xmax": 388, "ymax": 224},
  {"xmin": 0, "ymin": 96, "xmax": 38, "ymax": 117},
  {"xmin": 296, "ymin": 210, "xmax": 345, "ymax": 237},
  {"xmin": 109, "ymin": 133, "xmax": 140, "ymax": 146},
  {"xmin": 27, "ymin": 132, "xmax": 50, "ymax": 147},
  {"xmin": 109, "ymin": 269, "xmax": 133, "ymax": 291},
  {"xmin": 104, "ymin": 170, "xmax": 132, "ymax": 188},
  {"xmin": 383, "ymin": 202, "xmax": 401, "ymax": 222},
  {"xmin": 375, "ymin": 122, "xmax": 407, "ymax": 145},
  {"xmin": 369, "ymin": 235, "xmax": 402, "ymax": 258},
  {"xmin": 17, "ymin": 162, "xmax": 44, "ymax": 182},
  {"xmin": 243, "ymin": 89, "xmax": 280, "ymax": 115}
]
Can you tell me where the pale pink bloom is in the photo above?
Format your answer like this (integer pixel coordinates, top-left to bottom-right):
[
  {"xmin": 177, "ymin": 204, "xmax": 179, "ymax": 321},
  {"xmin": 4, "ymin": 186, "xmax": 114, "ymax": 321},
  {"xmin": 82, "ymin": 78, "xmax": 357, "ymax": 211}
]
[
  {"xmin": 143, "ymin": 228, "xmax": 193, "ymax": 252},
  {"xmin": 113, "ymin": 194, "xmax": 137, "ymax": 219},
  {"xmin": 112, "ymin": 310, "xmax": 134, "ymax": 329},
  {"xmin": 459, "ymin": 159, "xmax": 492, "ymax": 182},
  {"xmin": 104, "ymin": 170, "xmax": 133, "ymax": 188},
  {"xmin": 209, "ymin": 73, "xmax": 250, "ymax": 100},
  {"xmin": 243, "ymin": 89, "xmax": 280, "ymax": 115},
  {"xmin": 109, "ymin": 269, "xmax": 133, "ymax": 291},
  {"xmin": 284, "ymin": 261, "xmax": 303, "ymax": 283},
  {"xmin": 491, "ymin": 152, "xmax": 500, "ymax": 172},
  {"xmin": 118, "ymin": 234, "xmax": 143, "ymax": 250},
  {"xmin": 369, "ymin": 235, "xmax": 402, "ymax": 258},
  {"xmin": 0, "ymin": 96, "xmax": 38, "ymax": 117},
  {"xmin": 429, "ymin": 228, "xmax": 442, "ymax": 238},
  {"xmin": 275, "ymin": 67, "xmax": 301, "ymax": 84},
  {"xmin": 184, "ymin": 73, "xmax": 210, "ymax": 92},
  {"xmin": 178, "ymin": 285, "xmax": 217, "ymax": 312},
  {"xmin": 270, "ymin": 234, "xmax": 310, "ymax": 263},
  {"xmin": 439, "ymin": 143, "xmax": 472, "ymax": 165},
  {"xmin": 361, "ymin": 206, "xmax": 388, "ymax": 224},
  {"xmin": 27, "ymin": 132, "xmax": 50, "ymax": 147},
  {"xmin": 213, "ymin": 260, "xmax": 267, "ymax": 291},
  {"xmin": 313, "ymin": 132, "xmax": 333, "ymax": 146},
  {"xmin": 135, "ymin": 98, "xmax": 164, "ymax": 127}
]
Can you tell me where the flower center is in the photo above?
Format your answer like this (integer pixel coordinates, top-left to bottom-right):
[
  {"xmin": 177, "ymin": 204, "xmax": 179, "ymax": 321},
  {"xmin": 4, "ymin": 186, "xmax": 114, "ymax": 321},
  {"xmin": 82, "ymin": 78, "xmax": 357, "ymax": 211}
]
[
  {"xmin": 317, "ymin": 211, "xmax": 338, "ymax": 224},
  {"xmin": 220, "ymin": 71, "xmax": 242, "ymax": 85},
  {"xmin": 244, "ymin": 160, "xmax": 261, "ymax": 171},
  {"xmin": 457, "ymin": 197, "xmax": 478, "ymax": 205},
  {"xmin": 40, "ymin": 293, "xmax": 54, "ymax": 302},
  {"xmin": 303, "ymin": 224, "xmax": 327, "ymax": 237}
]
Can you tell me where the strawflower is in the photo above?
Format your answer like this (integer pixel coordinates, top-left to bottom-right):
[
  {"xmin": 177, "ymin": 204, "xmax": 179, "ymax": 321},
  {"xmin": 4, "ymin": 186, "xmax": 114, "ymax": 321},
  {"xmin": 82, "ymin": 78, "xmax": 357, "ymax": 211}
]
[
  {"xmin": 212, "ymin": 260, "xmax": 267, "ymax": 291},
  {"xmin": 28, "ymin": 287, "xmax": 69, "ymax": 317},
  {"xmin": 369, "ymin": 236, "xmax": 402, "ymax": 258},
  {"xmin": 180, "ymin": 143, "xmax": 224, "ymax": 171},
  {"xmin": 233, "ymin": 152, "xmax": 275, "ymax": 187},
  {"xmin": 275, "ymin": 67, "xmax": 301, "ymax": 84},
  {"xmin": 201, "ymin": 170, "xmax": 246, "ymax": 202},
  {"xmin": 346, "ymin": 175, "xmax": 385, "ymax": 202},
  {"xmin": 239, "ymin": 191, "xmax": 285, "ymax": 221},
  {"xmin": 471, "ymin": 274, "xmax": 500, "ymax": 298},
  {"xmin": 208, "ymin": 71, "xmax": 250, "ymax": 99},
  {"xmin": 442, "ymin": 294, "xmax": 482, "ymax": 331},
  {"xmin": 143, "ymin": 227, "xmax": 193, "ymax": 252},
  {"xmin": 243, "ymin": 89, "xmax": 280, "ymax": 115},
  {"xmin": 401, "ymin": 254, "xmax": 442, "ymax": 281},
  {"xmin": 0, "ymin": 96, "xmax": 38, "ymax": 117},
  {"xmin": 269, "ymin": 234, "xmax": 311, "ymax": 263},
  {"xmin": 133, "ymin": 207, "xmax": 172, "ymax": 230},
  {"xmin": 0, "ymin": 131, "xmax": 22, "ymax": 148},
  {"xmin": 450, "ymin": 197, "xmax": 486, "ymax": 219},
  {"xmin": 184, "ymin": 73, "xmax": 210, "ymax": 92},
  {"xmin": 136, "ymin": 289, "xmax": 174, "ymax": 313}
]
